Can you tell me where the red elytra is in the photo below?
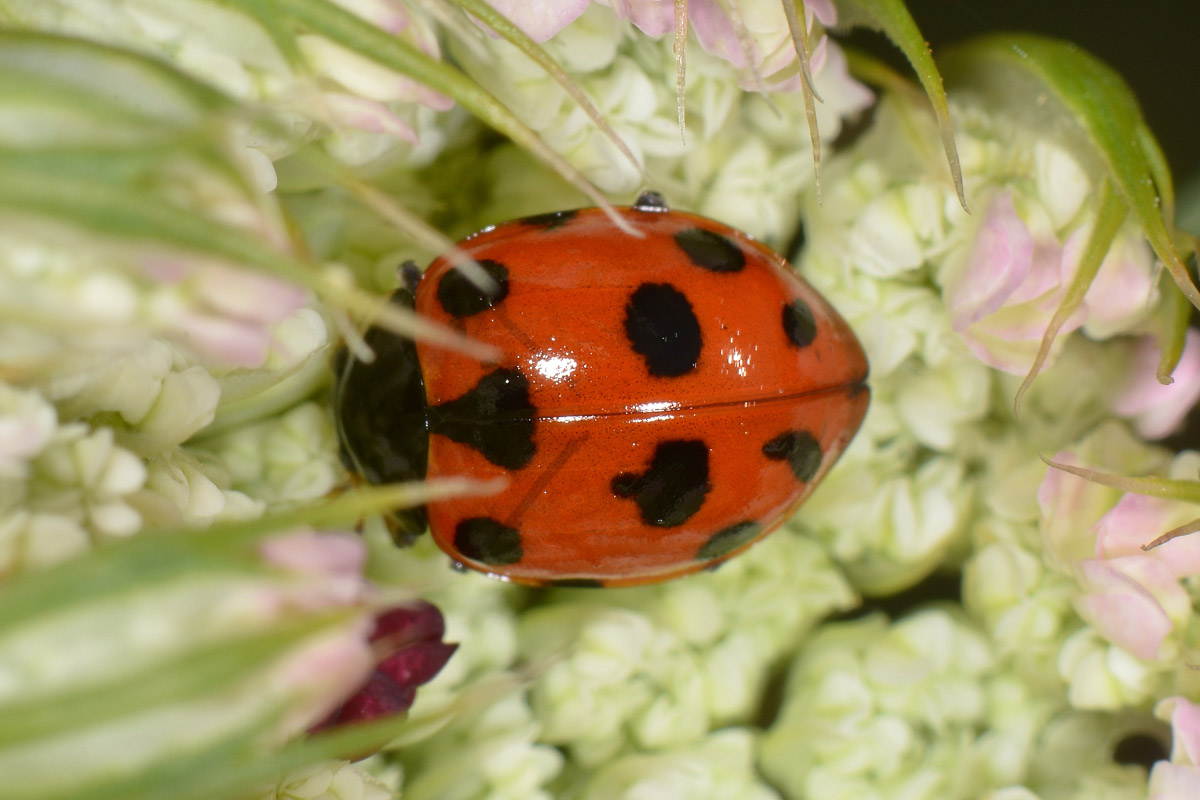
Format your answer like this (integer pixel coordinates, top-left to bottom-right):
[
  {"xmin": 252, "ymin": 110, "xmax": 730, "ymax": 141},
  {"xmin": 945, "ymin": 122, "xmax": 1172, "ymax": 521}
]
[{"xmin": 336, "ymin": 194, "xmax": 868, "ymax": 587}]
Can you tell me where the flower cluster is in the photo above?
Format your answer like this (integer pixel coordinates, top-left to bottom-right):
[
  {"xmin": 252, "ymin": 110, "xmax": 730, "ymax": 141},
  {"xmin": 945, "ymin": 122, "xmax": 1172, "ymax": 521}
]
[
  {"xmin": 450, "ymin": 0, "xmax": 871, "ymax": 245},
  {"xmin": 0, "ymin": 2, "xmax": 1198, "ymax": 800}
]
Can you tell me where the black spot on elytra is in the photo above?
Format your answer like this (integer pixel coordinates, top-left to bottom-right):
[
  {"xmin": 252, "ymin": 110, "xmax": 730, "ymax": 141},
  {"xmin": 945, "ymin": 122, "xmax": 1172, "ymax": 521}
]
[
  {"xmin": 611, "ymin": 439, "xmax": 710, "ymax": 527},
  {"xmin": 429, "ymin": 368, "xmax": 535, "ymax": 469},
  {"xmin": 454, "ymin": 517, "xmax": 523, "ymax": 566},
  {"xmin": 624, "ymin": 283, "xmax": 702, "ymax": 377},
  {"xmin": 436, "ymin": 259, "xmax": 509, "ymax": 317},
  {"xmin": 550, "ymin": 577, "xmax": 605, "ymax": 588},
  {"xmin": 673, "ymin": 228, "xmax": 745, "ymax": 273},
  {"xmin": 783, "ymin": 298, "xmax": 817, "ymax": 348},
  {"xmin": 697, "ymin": 521, "xmax": 761, "ymax": 561},
  {"xmin": 520, "ymin": 209, "xmax": 578, "ymax": 230},
  {"xmin": 762, "ymin": 430, "xmax": 822, "ymax": 483}
]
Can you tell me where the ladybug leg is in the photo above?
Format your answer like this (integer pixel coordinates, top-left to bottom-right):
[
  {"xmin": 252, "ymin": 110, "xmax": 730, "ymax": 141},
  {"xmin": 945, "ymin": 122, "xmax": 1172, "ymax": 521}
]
[
  {"xmin": 326, "ymin": 468, "xmax": 428, "ymax": 542},
  {"xmin": 323, "ymin": 482, "xmax": 361, "ymax": 533},
  {"xmin": 383, "ymin": 506, "xmax": 428, "ymax": 548}
]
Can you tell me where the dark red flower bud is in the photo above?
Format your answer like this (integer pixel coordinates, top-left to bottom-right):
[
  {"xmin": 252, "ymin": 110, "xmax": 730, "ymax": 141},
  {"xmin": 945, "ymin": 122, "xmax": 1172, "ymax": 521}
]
[{"xmin": 312, "ymin": 600, "xmax": 457, "ymax": 738}]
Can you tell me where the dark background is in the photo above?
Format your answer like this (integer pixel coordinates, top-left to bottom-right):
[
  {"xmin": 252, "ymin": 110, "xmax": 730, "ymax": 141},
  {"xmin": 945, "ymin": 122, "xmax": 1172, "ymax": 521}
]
[{"xmin": 847, "ymin": 0, "xmax": 1200, "ymax": 186}]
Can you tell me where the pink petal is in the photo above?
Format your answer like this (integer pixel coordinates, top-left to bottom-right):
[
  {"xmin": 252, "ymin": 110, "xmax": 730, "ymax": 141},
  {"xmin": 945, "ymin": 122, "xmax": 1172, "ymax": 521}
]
[
  {"xmin": 1077, "ymin": 559, "xmax": 1173, "ymax": 659},
  {"xmin": 323, "ymin": 94, "xmax": 421, "ymax": 144},
  {"xmin": 1095, "ymin": 499, "xmax": 1200, "ymax": 581},
  {"xmin": 194, "ymin": 264, "xmax": 307, "ymax": 324},
  {"xmin": 957, "ymin": 330, "xmax": 1032, "ymax": 373},
  {"xmin": 261, "ymin": 531, "xmax": 367, "ymax": 579},
  {"xmin": 1083, "ymin": 238, "xmax": 1155, "ymax": 335},
  {"xmin": 282, "ymin": 623, "xmax": 376, "ymax": 722},
  {"xmin": 1005, "ymin": 235, "xmax": 1068, "ymax": 305},
  {"xmin": 259, "ymin": 531, "xmax": 368, "ymax": 609},
  {"xmin": 1107, "ymin": 555, "xmax": 1189, "ymax": 615},
  {"xmin": 487, "ymin": 0, "xmax": 591, "ymax": 42},
  {"xmin": 0, "ymin": 418, "xmax": 50, "ymax": 462},
  {"xmin": 612, "ymin": 0, "xmax": 675, "ymax": 36},
  {"xmin": 1169, "ymin": 696, "xmax": 1200, "ymax": 765},
  {"xmin": 689, "ymin": 0, "xmax": 746, "ymax": 67},
  {"xmin": 330, "ymin": 0, "xmax": 412, "ymax": 34},
  {"xmin": 1038, "ymin": 450, "xmax": 1085, "ymax": 518},
  {"xmin": 752, "ymin": 34, "xmax": 827, "ymax": 89},
  {"xmin": 1114, "ymin": 330, "xmax": 1200, "ymax": 440},
  {"xmin": 175, "ymin": 312, "xmax": 272, "ymax": 368},
  {"xmin": 142, "ymin": 256, "xmax": 191, "ymax": 284},
  {"xmin": 807, "ymin": 0, "xmax": 837, "ymax": 27},
  {"xmin": 949, "ymin": 192, "xmax": 1034, "ymax": 330},
  {"xmin": 1149, "ymin": 762, "xmax": 1200, "ymax": 799},
  {"xmin": 1093, "ymin": 494, "xmax": 1175, "ymax": 558},
  {"xmin": 400, "ymin": 78, "xmax": 455, "ymax": 112}
]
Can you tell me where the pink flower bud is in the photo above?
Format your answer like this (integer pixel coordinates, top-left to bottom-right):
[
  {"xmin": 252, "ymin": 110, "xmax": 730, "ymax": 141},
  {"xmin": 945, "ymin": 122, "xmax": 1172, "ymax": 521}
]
[
  {"xmin": 1075, "ymin": 495, "xmax": 1200, "ymax": 659},
  {"xmin": 1150, "ymin": 697, "xmax": 1200, "ymax": 798},
  {"xmin": 486, "ymin": 0, "xmax": 590, "ymax": 42},
  {"xmin": 1114, "ymin": 331, "xmax": 1200, "ymax": 440}
]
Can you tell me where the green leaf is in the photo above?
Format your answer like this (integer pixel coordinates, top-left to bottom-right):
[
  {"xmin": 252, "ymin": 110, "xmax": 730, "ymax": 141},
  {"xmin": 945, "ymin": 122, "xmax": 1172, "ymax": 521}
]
[
  {"xmin": 834, "ymin": 0, "xmax": 967, "ymax": 210},
  {"xmin": 0, "ymin": 29, "xmax": 234, "ymax": 138},
  {"xmin": 1043, "ymin": 458, "xmax": 1200, "ymax": 508},
  {"xmin": 939, "ymin": 34, "xmax": 1200, "ymax": 317},
  {"xmin": 74, "ymin": 714, "xmax": 417, "ymax": 800},
  {"xmin": 449, "ymin": 0, "xmax": 645, "ymax": 181},
  {"xmin": 0, "ymin": 31, "xmax": 493, "ymax": 357},
  {"xmin": 1156, "ymin": 236, "xmax": 1195, "ymax": 383},
  {"xmin": 13, "ymin": 689, "xmax": 417, "ymax": 800},
  {"xmin": 782, "ymin": 0, "xmax": 824, "ymax": 198},
  {"xmin": 0, "ymin": 482, "xmax": 490, "ymax": 635},
  {"xmin": 243, "ymin": 0, "xmax": 630, "ymax": 232},
  {"xmin": 0, "ymin": 616, "xmax": 348, "ymax": 747},
  {"xmin": 1013, "ymin": 179, "xmax": 1126, "ymax": 411}
]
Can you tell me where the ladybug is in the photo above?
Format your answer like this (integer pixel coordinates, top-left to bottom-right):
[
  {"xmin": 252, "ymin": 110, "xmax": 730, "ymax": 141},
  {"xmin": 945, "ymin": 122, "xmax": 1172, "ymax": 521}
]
[{"xmin": 336, "ymin": 192, "xmax": 868, "ymax": 587}]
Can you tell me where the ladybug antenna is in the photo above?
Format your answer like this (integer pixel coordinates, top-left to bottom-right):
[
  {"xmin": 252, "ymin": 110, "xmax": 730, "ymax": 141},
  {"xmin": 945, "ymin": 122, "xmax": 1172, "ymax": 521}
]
[{"xmin": 332, "ymin": 340, "xmax": 372, "ymax": 481}]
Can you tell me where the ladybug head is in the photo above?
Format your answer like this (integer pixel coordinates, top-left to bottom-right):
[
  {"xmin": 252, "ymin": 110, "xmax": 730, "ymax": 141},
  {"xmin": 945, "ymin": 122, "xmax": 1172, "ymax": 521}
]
[{"xmin": 334, "ymin": 287, "xmax": 430, "ymax": 542}]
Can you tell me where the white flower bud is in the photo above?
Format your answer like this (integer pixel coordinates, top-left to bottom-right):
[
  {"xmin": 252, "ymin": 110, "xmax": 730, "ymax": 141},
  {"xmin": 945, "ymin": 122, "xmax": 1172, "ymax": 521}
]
[{"xmin": 0, "ymin": 383, "xmax": 57, "ymax": 479}]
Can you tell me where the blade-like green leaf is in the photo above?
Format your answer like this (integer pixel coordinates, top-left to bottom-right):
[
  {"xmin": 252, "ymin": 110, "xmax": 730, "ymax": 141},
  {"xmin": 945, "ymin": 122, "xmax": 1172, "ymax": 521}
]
[
  {"xmin": 241, "ymin": 0, "xmax": 632, "ymax": 232},
  {"xmin": 0, "ymin": 615, "xmax": 353, "ymax": 747},
  {"xmin": 939, "ymin": 34, "xmax": 1200, "ymax": 316},
  {"xmin": 1014, "ymin": 179, "xmax": 1126, "ymax": 411},
  {"xmin": 449, "ymin": 0, "xmax": 646, "ymax": 181},
  {"xmin": 0, "ymin": 480, "xmax": 493, "ymax": 634},
  {"xmin": 834, "ymin": 0, "xmax": 967, "ymax": 210},
  {"xmin": 1157, "ymin": 251, "xmax": 1192, "ymax": 384},
  {"xmin": 0, "ymin": 31, "xmax": 496, "ymax": 357},
  {"xmin": 22, "ymin": 694, "xmax": 417, "ymax": 800},
  {"xmin": 0, "ymin": 29, "xmax": 234, "ymax": 128},
  {"xmin": 674, "ymin": 0, "xmax": 689, "ymax": 140},
  {"xmin": 781, "ymin": 0, "xmax": 823, "ymax": 198},
  {"xmin": 1044, "ymin": 458, "xmax": 1200, "ymax": 506}
]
